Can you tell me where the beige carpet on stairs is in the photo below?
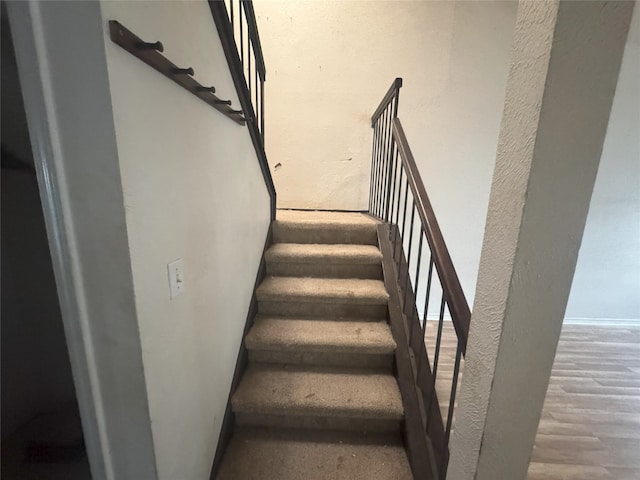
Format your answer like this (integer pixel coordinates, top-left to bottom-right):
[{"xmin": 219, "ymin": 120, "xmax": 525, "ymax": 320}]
[{"xmin": 217, "ymin": 210, "xmax": 413, "ymax": 479}]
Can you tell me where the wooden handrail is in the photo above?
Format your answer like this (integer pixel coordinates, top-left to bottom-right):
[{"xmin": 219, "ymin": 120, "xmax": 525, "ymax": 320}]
[
  {"xmin": 369, "ymin": 79, "xmax": 470, "ymax": 477},
  {"xmin": 209, "ymin": 0, "xmax": 276, "ymax": 220},
  {"xmin": 392, "ymin": 118, "xmax": 471, "ymax": 352},
  {"xmin": 241, "ymin": 0, "xmax": 266, "ymax": 81},
  {"xmin": 371, "ymin": 77, "xmax": 403, "ymax": 126}
]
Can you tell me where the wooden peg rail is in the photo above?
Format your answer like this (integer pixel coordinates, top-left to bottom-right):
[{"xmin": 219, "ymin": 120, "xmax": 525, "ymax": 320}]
[{"xmin": 108, "ymin": 20, "xmax": 245, "ymax": 125}]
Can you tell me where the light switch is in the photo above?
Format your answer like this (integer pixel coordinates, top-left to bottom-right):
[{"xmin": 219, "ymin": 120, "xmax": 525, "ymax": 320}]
[{"xmin": 167, "ymin": 258, "xmax": 185, "ymax": 299}]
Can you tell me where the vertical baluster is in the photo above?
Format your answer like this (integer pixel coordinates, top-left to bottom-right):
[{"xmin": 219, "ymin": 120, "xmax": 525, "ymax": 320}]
[
  {"xmin": 375, "ymin": 107, "xmax": 387, "ymax": 217},
  {"xmin": 375, "ymin": 118, "xmax": 385, "ymax": 216},
  {"xmin": 392, "ymin": 164, "xmax": 403, "ymax": 256},
  {"xmin": 230, "ymin": 0, "xmax": 234, "ymax": 26},
  {"xmin": 254, "ymin": 67, "xmax": 258, "ymax": 125},
  {"xmin": 383, "ymin": 102, "xmax": 396, "ymax": 215},
  {"xmin": 400, "ymin": 177, "xmax": 410, "ymax": 242},
  {"xmin": 369, "ymin": 120, "xmax": 381, "ymax": 213},
  {"xmin": 376, "ymin": 109, "xmax": 389, "ymax": 217},
  {"xmin": 248, "ymin": 38, "xmax": 252, "ymax": 101},
  {"xmin": 425, "ymin": 293, "xmax": 446, "ymax": 434},
  {"xmin": 384, "ymin": 105, "xmax": 394, "ymax": 216},
  {"xmin": 393, "ymin": 172, "xmax": 408, "ymax": 260},
  {"xmin": 422, "ymin": 256, "xmax": 434, "ymax": 336},
  {"xmin": 382, "ymin": 139, "xmax": 393, "ymax": 222},
  {"xmin": 389, "ymin": 147, "xmax": 400, "ymax": 225},
  {"xmin": 239, "ymin": 5, "xmax": 244, "ymax": 70},
  {"xmin": 375, "ymin": 109, "xmax": 385, "ymax": 217},
  {"xmin": 385, "ymin": 141, "xmax": 397, "ymax": 223},
  {"xmin": 260, "ymin": 80, "xmax": 265, "ymax": 140},
  {"xmin": 375, "ymin": 107, "xmax": 389, "ymax": 217},
  {"xmin": 432, "ymin": 295, "xmax": 446, "ymax": 379},
  {"xmin": 393, "ymin": 160, "xmax": 403, "ymax": 226},
  {"xmin": 393, "ymin": 89, "xmax": 400, "ymax": 118},
  {"xmin": 407, "ymin": 232, "xmax": 424, "ymax": 343},
  {"xmin": 444, "ymin": 344, "xmax": 462, "ymax": 450},
  {"xmin": 372, "ymin": 117, "xmax": 381, "ymax": 216},
  {"xmin": 402, "ymin": 203, "xmax": 416, "ymax": 312}
]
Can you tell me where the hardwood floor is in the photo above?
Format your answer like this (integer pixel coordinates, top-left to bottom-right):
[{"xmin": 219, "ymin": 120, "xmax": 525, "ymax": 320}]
[
  {"xmin": 424, "ymin": 322, "xmax": 640, "ymax": 479},
  {"xmin": 529, "ymin": 325, "xmax": 640, "ymax": 480}
]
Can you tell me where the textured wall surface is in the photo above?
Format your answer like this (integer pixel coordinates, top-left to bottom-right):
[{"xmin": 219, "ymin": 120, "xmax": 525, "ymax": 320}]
[{"xmin": 448, "ymin": 1, "xmax": 634, "ymax": 479}]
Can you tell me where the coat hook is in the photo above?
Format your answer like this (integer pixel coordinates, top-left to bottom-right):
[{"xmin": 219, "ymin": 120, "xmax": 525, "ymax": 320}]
[
  {"xmin": 214, "ymin": 99, "xmax": 232, "ymax": 105},
  {"xmin": 196, "ymin": 86, "xmax": 216, "ymax": 94},
  {"xmin": 172, "ymin": 67, "xmax": 194, "ymax": 76},
  {"xmin": 137, "ymin": 41, "xmax": 164, "ymax": 52}
]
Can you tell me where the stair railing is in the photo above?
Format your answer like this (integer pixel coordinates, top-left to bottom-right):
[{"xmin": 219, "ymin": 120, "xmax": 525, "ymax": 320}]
[
  {"xmin": 209, "ymin": 0, "xmax": 276, "ymax": 219},
  {"xmin": 369, "ymin": 77, "xmax": 402, "ymax": 217},
  {"xmin": 370, "ymin": 78, "xmax": 471, "ymax": 479}
]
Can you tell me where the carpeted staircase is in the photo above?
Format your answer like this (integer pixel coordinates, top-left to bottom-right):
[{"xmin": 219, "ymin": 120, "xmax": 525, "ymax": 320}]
[{"xmin": 217, "ymin": 210, "xmax": 412, "ymax": 479}]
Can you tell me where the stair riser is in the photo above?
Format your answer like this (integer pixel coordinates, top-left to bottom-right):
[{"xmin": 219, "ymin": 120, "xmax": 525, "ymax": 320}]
[
  {"xmin": 267, "ymin": 262, "xmax": 383, "ymax": 279},
  {"xmin": 236, "ymin": 413, "xmax": 401, "ymax": 434},
  {"xmin": 248, "ymin": 350, "xmax": 394, "ymax": 372},
  {"xmin": 258, "ymin": 301, "xmax": 388, "ymax": 320},
  {"xmin": 274, "ymin": 224, "xmax": 378, "ymax": 245},
  {"xmin": 217, "ymin": 428, "xmax": 412, "ymax": 480}
]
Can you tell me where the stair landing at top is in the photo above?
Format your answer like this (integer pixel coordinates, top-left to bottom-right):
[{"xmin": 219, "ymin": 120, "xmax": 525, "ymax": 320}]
[{"xmin": 274, "ymin": 210, "xmax": 379, "ymax": 245}]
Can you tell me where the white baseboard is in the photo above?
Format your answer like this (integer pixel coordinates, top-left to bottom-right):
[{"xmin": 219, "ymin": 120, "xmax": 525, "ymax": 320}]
[
  {"xmin": 422, "ymin": 316, "xmax": 640, "ymax": 327},
  {"xmin": 562, "ymin": 317, "xmax": 640, "ymax": 326}
]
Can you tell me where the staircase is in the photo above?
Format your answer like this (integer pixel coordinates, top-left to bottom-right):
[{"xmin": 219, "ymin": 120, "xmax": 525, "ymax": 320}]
[{"xmin": 217, "ymin": 210, "xmax": 413, "ymax": 479}]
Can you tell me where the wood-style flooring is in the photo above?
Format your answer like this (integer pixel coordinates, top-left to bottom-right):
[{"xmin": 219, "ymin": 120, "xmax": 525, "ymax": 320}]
[{"xmin": 425, "ymin": 322, "xmax": 640, "ymax": 480}]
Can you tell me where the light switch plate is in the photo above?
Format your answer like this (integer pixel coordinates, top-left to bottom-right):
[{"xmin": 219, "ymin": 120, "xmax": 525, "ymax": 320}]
[{"xmin": 167, "ymin": 258, "xmax": 185, "ymax": 299}]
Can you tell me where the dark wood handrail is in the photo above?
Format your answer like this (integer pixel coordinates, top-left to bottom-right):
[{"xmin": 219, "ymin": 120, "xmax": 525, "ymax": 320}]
[
  {"xmin": 371, "ymin": 77, "xmax": 403, "ymax": 126},
  {"xmin": 369, "ymin": 79, "xmax": 469, "ymax": 477},
  {"xmin": 209, "ymin": 0, "xmax": 276, "ymax": 220},
  {"xmin": 241, "ymin": 0, "xmax": 266, "ymax": 81},
  {"xmin": 392, "ymin": 118, "xmax": 471, "ymax": 352}
]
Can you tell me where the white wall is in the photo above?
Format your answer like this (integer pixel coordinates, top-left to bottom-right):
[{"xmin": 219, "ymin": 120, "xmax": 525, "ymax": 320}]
[
  {"xmin": 565, "ymin": 5, "xmax": 640, "ymax": 323},
  {"xmin": 10, "ymin": 0, "xmax": 272, "ymax": 478},
  {"xmin": 99, "ymin": 2, "xmax": 271, "ymax": 479},
  {"xmin": 256, "ymin": 0, "xmax": 516, "ymax": 312},
  {"xmin": 256, "ymin": 0, "xmax": 640, "ymax": 323}
]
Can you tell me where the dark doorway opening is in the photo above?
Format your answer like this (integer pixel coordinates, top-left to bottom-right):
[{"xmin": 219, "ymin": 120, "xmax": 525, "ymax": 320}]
[{"xmin": 1, "ymin": 5, "xmax": 92, "ymax": 479}]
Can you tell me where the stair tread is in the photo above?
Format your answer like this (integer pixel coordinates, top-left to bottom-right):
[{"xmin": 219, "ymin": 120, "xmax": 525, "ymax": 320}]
[
  {"xmin": 232, "ymin": 366, "xmax": 404, "ymax": 420},
  {"xmin": 218, "ymin": 428, "xmax": 412, "ymax": 480},
  {"xmin": 246, "ymin": 317, "xmax": 396, "ymax": 353},
  {"xmin": 274, "ymin": 210, "xmax": 379, "ymax": 246},
  {"xmin": 266, "ymin": 243, "xmax": 382, "ymax": 265},
  {"xmin": 257, "ymin": 277, "xmax": 389, "ymax": 304}
]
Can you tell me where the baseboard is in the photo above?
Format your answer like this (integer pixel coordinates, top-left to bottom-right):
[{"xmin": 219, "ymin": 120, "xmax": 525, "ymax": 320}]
[
  {"xmin": 209, "ymin": 223, "xmax": 273, "ymax": 479},
  {"xmin": 423, "ymin": 316, "xmax": 640, "ymax": 326},
  {"xmin": 563, "ymin": 317, "xmax": 640, "ymax": 326}
]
